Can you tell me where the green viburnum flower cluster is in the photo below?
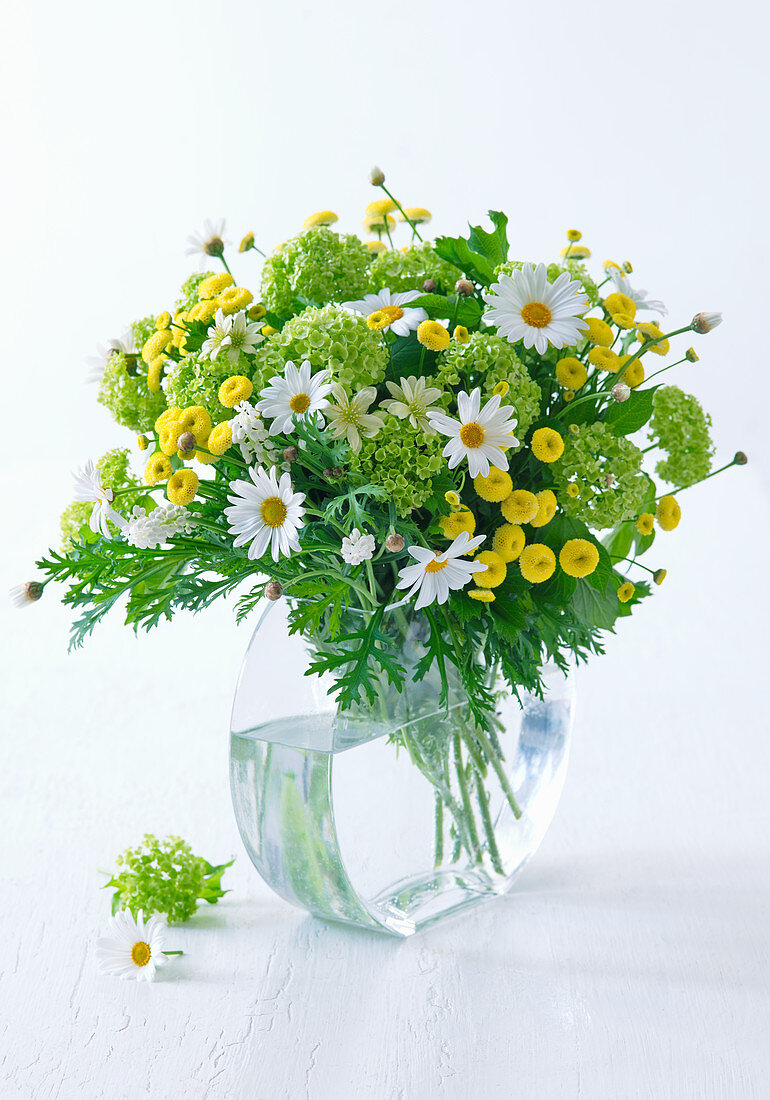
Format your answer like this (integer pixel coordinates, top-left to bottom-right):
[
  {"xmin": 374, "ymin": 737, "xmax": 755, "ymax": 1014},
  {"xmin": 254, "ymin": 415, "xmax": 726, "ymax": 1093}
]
[
  {"xmin": 494, "ymin": 260, "xmax": 600, "ymax": 307},
  {"xmin": 129, "ymin": 315, "xmax": 158, "ymax": 352},
  {"xmin": 260, "ymin": 227, "xmax": 372, "ymax": 316},
  {"xmin": 105, "ymin": 834, "xmax": 233, "ymax": 923},
  {"xmin": 164, "ymin": 350, "xmax": 253, "ymax": 422},
  {"xmin": 264, "ymin": 304, "xmax": 389, "ymax": 390},
  {"xmin": 436, "ymin": 333, "xmax": 541, "ymax": 444},
  {"xmin": 649, "ymin": 385, "xmax": 714, "ymax": 486},
  {"xmin": 368, "ymin": 242, "xmax": 460, "ymax": 294},
  {"xmin": 60, "ymin": 449, "xmax": 148, "ymax": 549},
  {"xmin": 551, "ymin": 422, "xmax": 645, "ymax": 529},
  {"xmin": 98, "ymin": 351, "xmax": 168, "ymax": 433},
  {"xmin": 176, "ymin": 271, "xmax": 218, "ymax": 313},
  {"xmin": 351, "ymin": 417, "xmax": 445, "ymax": 516}
]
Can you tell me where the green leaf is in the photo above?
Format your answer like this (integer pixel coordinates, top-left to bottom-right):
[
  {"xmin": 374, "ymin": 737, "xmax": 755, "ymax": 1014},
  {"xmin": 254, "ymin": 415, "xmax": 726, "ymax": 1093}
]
[
  {"xmin": 467, "ymin": 211, "xmax": 509, "ymax": 269},
  {"xmin": 570, "ymin": 579, "xmax": 619, "ymax": 631},
  {"xmin": 405, "ymin": 293, "xmax": 482, "ymax": 328},
  {"xmin": 603, "ymin": 385, "xmax": 659, "ymax": 435},
  {"xmin": 434, "ymin": 236, "xmax": 495, "ymax": 286}
]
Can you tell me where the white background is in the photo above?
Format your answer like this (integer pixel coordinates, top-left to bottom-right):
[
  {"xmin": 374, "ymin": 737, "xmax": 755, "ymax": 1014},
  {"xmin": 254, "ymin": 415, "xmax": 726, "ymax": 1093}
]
[{"xmin": 1, "ymin": 1, "xmax": 769, "ymax": 1097}]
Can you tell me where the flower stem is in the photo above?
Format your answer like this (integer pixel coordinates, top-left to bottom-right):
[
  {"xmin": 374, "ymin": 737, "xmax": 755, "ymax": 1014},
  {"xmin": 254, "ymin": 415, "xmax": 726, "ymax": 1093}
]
[
  {"xmin": 379, "ymin": 185, "xmax": 423, "ymax": 241},
  {"xmin": 471, "ymin": 725, "xmax": 522, "ymax": 820}
]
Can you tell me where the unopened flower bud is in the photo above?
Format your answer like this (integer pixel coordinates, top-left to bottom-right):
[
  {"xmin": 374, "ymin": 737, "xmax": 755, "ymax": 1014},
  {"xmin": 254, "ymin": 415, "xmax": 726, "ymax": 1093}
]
[
  {"xmin": 177, "ymin": 431, "xmax": 196, "ymax": 454},
  {"xmin": 369, "ymin": 166, "xmax": 385, "ymax": 186},
  {"xmin": 733, "ymin": 451, "xmax": 748, "ymax": 465},
  {"xmin": 692, "ymin": 311, "xmax": 722, "ymax": 334},
  {"xmin": 455, "ymin": 278, "xmax": 474, "ymax": 296},
  {"xmin": 653, "ymin": 569, "xmax": 667, "ymax": 586},
  {"xmin": 283, "ymin": 446, "xmax": 299, "ymax": 463},
  {"xmin": 239, "ymin": 231, "xmax": 255, "ymax": 253},
  {"xmin": 422, "ymin": 278, "xmax": 438, "ymax": 293},
  {"xmin": 563, "ymin": 389, "xmax": 575, "ymax": 402},
  {"xmin": 385, "ymin": 533, "xmax": 405, "ymax": 553},
  {"xmin": 569, "ymin": 423, "xmax": 580, "ymax": 435},
  {"xmin": 10, "ymin": 581, "xmax": 44, "ymax": 608},
  {"xmin": 331, "ymin": 466, "xmax": 344, "ymax": 479},
  {"xmin": 685, "ymin": 347, "xmax": 699, "ymax": 363},
  {"xmin": 137, "ymin": 434, "xmax": 149, "ymax": 451},
  {"xmin": 265, "ymin": 580, "xmax": 283, "ymax": 601},
  {"xmin": 623, "ymin": 261, "xmax": 633, "ymax": 273},
  {"xmin": 611, "ymin": 382, "xmax": 631, "ymax": 403}
]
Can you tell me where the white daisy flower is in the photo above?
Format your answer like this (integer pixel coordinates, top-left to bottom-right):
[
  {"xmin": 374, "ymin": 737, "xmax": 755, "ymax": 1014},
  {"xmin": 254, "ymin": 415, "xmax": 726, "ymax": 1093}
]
[
  {"xmin": 341, "ymin": 287, "xmax": 428, "ymax": 336},
  {"xmin": 202, "ymin": 308, "xmax": 264, "ymax": 363},
  {"xmin": 72, "ymin": 460, "xmax": 127, "ymax": 538},
  {"xmin": 255, "ymin": 360, "xmax": 333, "ymax": 436},
  {"xmin": 482, "ymin": 263, "xmax": 589, "ymax": 354},
  {"xmin": 381, "ymin": 375, "xmax": 443, "ymax": 432},
  {"xmin": 96, "ymin": 909, "xmax": 170, "ymax": 983},
  {"xmin": 326, "ymin": 383, "xmax": 384, "ymax": 452},
  {"xmin": 228, "ymin": 401, "xmax": 279, "ymax": 465},
  {"xmin": 225, "ymin": 465, "xmax": 306, "ymax": 562},
  {"xmin": 428, "ymin": 388, "xmax": 519, "ymax": 478},
  {"xmin": 340, "ymin": 528, "xmax": 376, "ymax": 565},
  {"xmin": 389, "ymin": 530, "xmax": 487, "ymax": 611},
  {"xmin": 610, "ymin": 271, "xmax": 667, "ymax": 315},
  {"xmin": 185, "ymin": 218, "xmax": 228, "ymax": 264},
  {"xmin": 85, "ymin": 331, "xmax": 137, "ymax": 384}
]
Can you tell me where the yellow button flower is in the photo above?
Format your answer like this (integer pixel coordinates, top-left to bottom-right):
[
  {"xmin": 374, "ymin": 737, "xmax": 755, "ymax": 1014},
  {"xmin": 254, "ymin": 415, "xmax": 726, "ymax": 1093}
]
[
  {"xmin": 636, "ymin": 513, "xmax": 655, "ymax": 535},
  {"xmin": 206, "ymin": 421, "xmax": 233, "ymax": 456},
  {"xmin": 604, "ymin": 292, "xmax": 637, "ymax": 329},
  {"xmin": 656, "ymin": 495, "xmax": 681, "ymax": 531},
  {"xmin": 560, "ymin": 244, "xmax": 591, "ymax": 260},
  {"xmin": 147, "ymin": 356, "xmax": 166, "ymax": 394},
  {"xmin": 144, "ymin": 454, "xmax": 173, "ymax": 485},
  {"xmin": 501, "ymin": 489, "xmax": 539, "ymax": 524},
  {"xmin": 472, "ymin": 551, "xmax": 507, "ymax": 589},
  {"xmin": 492, "ymin": 524, "xmax": 526, "ymax": 563},
  {"xmin": 559, "ymin": 538, "xmax": 599, "ymax": 578},
  {"xmin": 217, "ymin": 287, "xmax": 254, "ymax": 316},
  {"xmin": 439, "ymin": 510, "xmax": 476, "ymax": 540},
  {"xmin": 566, "ymin": 229, "xmax": 582, "ymax": 242},
  {"xmin": 362, "ymin": 213, "xmax": 396, "ymax": 235},
  {"xmin": 617, "ymin": 581, "xmax": 635, "ymax": 603},
  {"xmin": 555, "ymin": 357, "xmax": 587, "ymax": 389},
  {"xmin": 141, "ymin": 329, "xmax": 173, "ymax": 364},
  {"xmin": 239, "ymin": 231, "xmax": 256, "ymax": 253},
  {"xmin": 473, "ymin": 468, "xmax": 513, "ymax": 503},
  {"xmin": 398, "ymin": 207, "xmax": 432, "ymax": 225},
  {"xmin": 654, "ymin": 568, "xmax": 667, "ymax": 585},
  {"xmin": 519, "ymin": 544, "xmax": 556, "ymax": 583},
  {"xmin": 468, "ymin": 588, "xmax": 496, "ymax": 603},
  {"xmin": 366, "ymin": 198, "xmax": 397, "ymax": 217},
  {"xmin": 531, "ymin": 427, "xmax": 564, "ymax": 463},
  {"xmin": 582, "ymin": 317, "xmax": 614, "ymax": 347},
  {"xmin": 588, "ymin": 346, "xmax": 620, "ymax": 372},
  {"xmin": 566, "ymin": 483, "xmax": 580, "ymax": 498},
  {"xmin": 156, "ymin": 311, "xmax": 172, "ymax": 330},
  {"xmin": 303, "ymin": 211, "xmax": 338, "ymax": 230},
  {"xmin": 365, "ymin": 240, "xmax": 387, "ymax": 253},
  {"xmin": 416, "ymin": 319, "xmax": 450, "ymax": 351},
  {"xmin": 248, "ymin": 303, "xmax": 267, "ymax": 322},
  {"xmin": 137, "ymin": 434, "xmax": 149, "ymax": 451},
  {"xmin": 178, "ymin": 406, "xmax": 212, "ymax": 443},
  {"xmin": 198, "ymin": 272, "xmax": 234, "ymax": 299},
  {"xmin": 218, "ymin": 375, "xmax": 254, "ymax": 408},
  {"xmin": 618, "ymin": 356, "xmax": 645, "ymax": 387},
  {"xmin": 167, "ymin": 469, "xmax": 199, "ymax": 506},
  {"xmin": 188, "ymin": 299, "xmax": 219, "ymax": 324},
  {"xmin": 637, "ymin": 322, "xmax": 669, "ymax": 355},
  {"xmin": 454, "ymin": 325, "xmax": 471, "ymax": 344},
  {"xmin": 530, "ymin": 489, "xmax": 557, "ymax": 528}
]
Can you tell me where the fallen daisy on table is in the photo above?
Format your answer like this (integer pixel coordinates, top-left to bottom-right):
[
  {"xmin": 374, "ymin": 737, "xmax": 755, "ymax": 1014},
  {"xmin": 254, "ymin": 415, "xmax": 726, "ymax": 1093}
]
[{"xmin": 96, "ymin": 909, "xmax": 182, "ymax": 982}]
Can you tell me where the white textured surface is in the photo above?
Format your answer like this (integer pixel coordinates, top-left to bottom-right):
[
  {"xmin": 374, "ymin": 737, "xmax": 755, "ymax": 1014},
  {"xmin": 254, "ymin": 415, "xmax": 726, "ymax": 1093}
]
[{"xmin": 2, "ymin": 0, "xmax": 770, "ymax": 1096}]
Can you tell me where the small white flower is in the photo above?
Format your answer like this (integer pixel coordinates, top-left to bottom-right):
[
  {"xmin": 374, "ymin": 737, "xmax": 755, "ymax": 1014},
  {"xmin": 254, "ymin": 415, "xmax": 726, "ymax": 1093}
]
[
  {"xmin": 72, "ymin": 460, "xmax": 126, "ymax": 538},
  {"xmin": 85, "ymin": 331, "xmax": 137, "ymax": 384},
  {"xmin": 692, "ymin": 311, "xmax": 723, "ymax": 334},
  {"xmin": 341, "ymin": 287, "xmax": 428, "ymax": 336},
  {"xmin": 326, "ymin": 383, "xmax": 384, "ymax": 452},
  {"xmin": 610, "ymin": 271, "xmax": 667, "ymax": 315},
  {"xmin": 96, "ymin": 909, "xmax": 170, "ymax": 983},
  {"xmin": 126, "ymin": 504, "xmax": 197, "ymax": 550},
  {"xmin": 255, "ymin": 360, "xmax": 333, "ymax": 436},
  {"xmin": 228, "ymin": 401, "xmax": 279, "ymax": 465},
  {"xmin": 483, "ymin": 263, "xmax": 589, "ymax": 354},
  {"xmin": 225, "ymin": 466, "xmax": 306, "ymax": 562},
  {"xmin": 381, "ymin": 375, "xmax": 443, "ymax": 432},
  {"xmin": 428, "ymin": 388, "xmax": 519, "ymax": 478},
  {"xmin": 185, "ymin": 218, "xmax": 228, "ymax": 265},
  {"xmin": 341, "ymin": 528, "xmax": 376, "ymax": 565},
  {"xmin": 202, "ymin": 308, "xmax": 264, "ymax": 363},
  {"xmin": 389, "ymin": 530, "xmax": 487, "ymax": 611}
]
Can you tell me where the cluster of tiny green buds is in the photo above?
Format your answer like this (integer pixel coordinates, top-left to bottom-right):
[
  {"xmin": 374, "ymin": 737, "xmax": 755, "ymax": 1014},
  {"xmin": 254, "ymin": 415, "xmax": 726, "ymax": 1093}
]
[
  {"xmin": 265, "ymin": 580, "xmax": 283, "ymax": 601},
  {"xmin": 385, "ymin": 532, "xmax": 405, "ymax": 553},
  {"xmin": 611, "ymin": 382, "xmax": 631, "ymax": 403},
  {"xmin": 685, "ymin": 347, "xmax": 699, "ymax": 363},
  {"xmin": 691, "ymin": 312, "xmax": 722, "ymax": 334},
  {"xmin": 369, "ymin": 166, "xmax": 385, "ymax": 186}
]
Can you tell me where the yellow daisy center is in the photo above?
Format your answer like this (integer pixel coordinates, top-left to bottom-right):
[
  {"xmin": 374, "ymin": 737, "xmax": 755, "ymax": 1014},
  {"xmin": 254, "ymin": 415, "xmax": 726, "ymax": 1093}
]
[
  {"xmin": 289, "ymin": 392, "xmax": 311, "ymax": 414},
  {"xmin": 131, "ymin": 941, "xmax": 152, "ymax": 967},
  {"xmin": 459, "ymin": 422, "xmax": 485, "ymax": 448},
  {"xmin": 425, "ymin": 559, "xmax": 447, "ymax": 574},
  {"xmin": 261, "ymin": 497, "xmax": 288, "ymax": 527},
  {"xmin": 521, "ymin": 301, "xmax": 552, "ymax": 328}
]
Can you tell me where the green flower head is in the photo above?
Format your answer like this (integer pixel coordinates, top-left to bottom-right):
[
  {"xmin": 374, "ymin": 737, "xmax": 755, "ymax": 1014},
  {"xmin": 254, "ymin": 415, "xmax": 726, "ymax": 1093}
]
[
  {"xmin": 129, "ymin": 315, "xmax": 158, "ymax": 352},
  {"xmin": 60, "ymin": 448, "xmax": 148, "ymax": 549},
  {"xmin": 98, "ymin": 351, "xmax": 168, "ymax": 433},
  {"xmin": 551, "ymin": 422, "xmax": 645, "ymax": 529},
  {"xmin": 351, "ymin": 416, "xmax": 445, "ymax": 517},
  {"xmin": 261, "ymin": 304, "xmax": 389, "ymax": 391},
  {"xmin": 260, "ymin": 227, "xmax": 372, "ymax": 317},
  {"xmin": 649, "ymin": 385, "xmax": 714, "ymax": 487},
  {"xmin": 368, "ymin": 242, "xmax": 461, "ymax": 295},
  {"xmin": 436, "ymin": 333, "xmax": 542, "ymax": 446},
  {"xmin": 176, "ymin": 271, "xmax": 219, "ymax": 313},
  {"xmin": 164, "ymin": 349, "xmax": 254, "ymax": 422}
]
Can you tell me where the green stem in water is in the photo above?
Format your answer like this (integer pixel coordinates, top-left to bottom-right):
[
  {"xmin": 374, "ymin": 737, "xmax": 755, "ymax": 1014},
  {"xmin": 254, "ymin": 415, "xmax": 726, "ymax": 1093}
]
[
  {"xmin": 453, "ymin": 731, "xmax": 482, "ymax": 862},
  {"xmin": 434, "ymin": 794, "xmax": 444, "ymax": 868},
  {"xmin": 471, "ymin": 725, "xmax": 523, "ymax": 820},
  {"xmin": 474, "ymin": 777, "xmax": 505, "ymax": 876}
]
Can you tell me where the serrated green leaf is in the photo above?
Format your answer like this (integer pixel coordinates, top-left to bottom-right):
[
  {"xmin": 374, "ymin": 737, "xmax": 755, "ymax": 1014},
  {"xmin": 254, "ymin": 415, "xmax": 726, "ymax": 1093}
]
[
  {"xmin": 467, "ymin": 211, "xmax": 509, "ymax": 269},
  {"xmin": 603, "ymin": 385, "xmax": 659, "ymax": 434}
]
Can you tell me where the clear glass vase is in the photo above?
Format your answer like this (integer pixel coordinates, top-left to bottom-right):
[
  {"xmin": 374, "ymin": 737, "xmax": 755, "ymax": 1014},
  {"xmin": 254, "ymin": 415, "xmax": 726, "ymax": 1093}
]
[{"xmin": 230, "ymin": 599, "xmax": 575, "ymax": 937}]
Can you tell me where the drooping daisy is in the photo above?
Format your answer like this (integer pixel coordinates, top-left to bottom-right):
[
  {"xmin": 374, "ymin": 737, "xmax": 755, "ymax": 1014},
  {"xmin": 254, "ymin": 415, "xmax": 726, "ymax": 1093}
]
[
  {"xmin": 10, "ymin": 581, "xmax": 44, "ymax": 608},
  {"xmin": 482, "ymin": 263, "xmax": 589, "ymax": 353},
  {"xmin": 185, "ymin": 218, "xmax": 228, "ymax": 263},
  {"xmin": 202, "ymin": 309, "xmax": 264, "ymax": 363},
  {"xmin": 610, "ymin": 270, "xmax": 667, "ymax": 315},
  {"xmin": 225, "ymin": 465, "xmax": 306, "ymax": 562},
  {"xmin": 255, "ymin": 360, "xmax": 333, "ymax": 436},
  {"xmin": 341, "ymin": 288, "xmax": 428, "ymax": 336},
  {"xmin": 228, "ymin": 401, "xmax": 279, "ymax": 465},
  {"xmin": 340, "ymin": 528, "xmax": 376, "ymax": 565},
  {"xmin": 72, "ymin": 460, "xmax": 126, "ymax": 538},
  {"xmin": 428, "ymin": 388, "xmax": 519, "ymax": 478},
  {"xmin": 382, "ymin": 375, "xmax": 443, "ymax": 432},
  {"xmin": 85, "ymin": 331, "xmax": 137, "ymax": 384},
  {"xmin": 326, "ymin": 383, "xmax": 384, "ymax": 452},
  {"xmin": 389, "ymin": 530, "xmax": 487, "ymax": 611},
  {"xmin": 96, "ymin": 909, "xmax": 170, "ymax": 983}
]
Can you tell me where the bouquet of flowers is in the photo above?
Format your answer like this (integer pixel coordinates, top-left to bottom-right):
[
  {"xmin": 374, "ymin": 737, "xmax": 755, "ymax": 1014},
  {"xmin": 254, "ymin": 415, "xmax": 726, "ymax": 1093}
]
[{"xmin": 21, "ymin": 168, "xmax": 743, "ymax": 877}]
